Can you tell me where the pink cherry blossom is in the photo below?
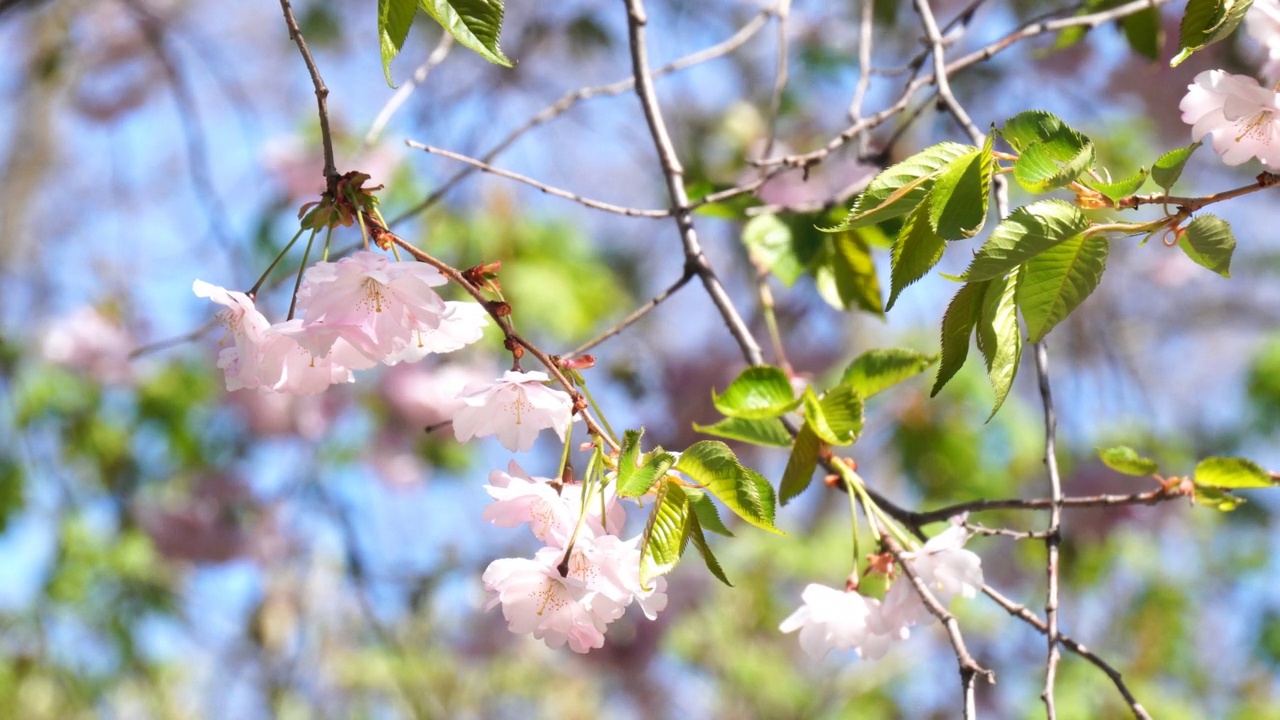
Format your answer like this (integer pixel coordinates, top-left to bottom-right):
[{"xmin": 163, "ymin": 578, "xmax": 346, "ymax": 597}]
[
  {"xmin": 779, "ymin": 583, "xmax": 898, "ymax": 660},
  {"xmin": 194, "ymin": 280, "xmax": 271, "ymax": 391},
  {"xmin": 382, "ymin": 301, "xmax": 489, "ymax": 365},
  {"xmin": 452, "ymin": 370, "xmax": 574, "ymax": 452},
  {"xmin": 1180, "ymin": 69, "xmax": 1280, "ymax": 166},
  {"xmin": 1247, "ymin": 0, "xmax": 1280, "ymax": 83},
  {"xmin": 254, "ymin": 320, "xmax": 356, "ymax": 395},
  {"xmin": 39, "ymin": 306, "xmax": 135, "ymax": 384},
  {"xmin": 380, "ymin": 363, "xmax": 490, "ymax": 429},
  {"xmin": 483, "ymin": 461, "xmax": 629, "ymax": 545},
  {"xmin": 879, "ymin": 524, "xmax": 984, "ymax": 630},
  {"xmin": 482, "ymin": 550, "xmax": 615, "ymax": 654},
  {"xmin": 295, "ymin": 251, "xmax": 448, "ymax": 363}
]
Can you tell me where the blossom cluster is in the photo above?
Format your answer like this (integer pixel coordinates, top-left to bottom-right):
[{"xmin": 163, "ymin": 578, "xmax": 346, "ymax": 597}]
[
  {"xmin": 480, "ymin": 461, "xmax": 667, "ymax": 653},
  {"xmin": 780, "ymin": 523, "xmax": 983, "ymax": 661}
]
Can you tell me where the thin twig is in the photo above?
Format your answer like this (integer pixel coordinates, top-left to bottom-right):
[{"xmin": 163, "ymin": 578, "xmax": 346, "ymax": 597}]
[
  {"xmin": 761, "ymin": 0, "xmax": 792, "ymax": 161},
  {"xmin": 388, "ymin": 8, "xmax": 775, "ymax": 227},
  {"xmin": 913, "ymin": 0, "xmax": 980, "ymax": 142},
  {"xmin": 567, "ymin": 269, "xmax": 696, "ymax": 358},
  {"xmin": 909, "ymin": 487, "xmax": 1180, "ymax": 526},
  {"xmin": 623, "ymin": 0, "xmax": 766, "ymax": 367},
  {"xmin": 847, "ymin": 0, "xmax": 876, "ymax": 139},
  {"xmin": 405, "ymin": 140, "xmax": 671, "ymax": 218},
  {"xmin": 364, "ymin": 33, "xmax": 454, "ymax": 148},
  {"xmin": 278, "ymin": 0, "xmax": 338, "ymax": 191},
  {"xmin": 883, "ymin": 533, "xmax": 995, "ymax": 718},
  {"xmin": 129, "ymin": 319, "xmax": 219, "ymax": 359},
  {"xmin": 965, "ymin": 523, "xmax": 1053, "ymax": 540},
  {"xmin": 983, "ymin": 584, "xmax": 1153, "ymax": 720},
  {"xmin": 1033, "ymin": 341, "xmax": 1065, "ymax": 719}
]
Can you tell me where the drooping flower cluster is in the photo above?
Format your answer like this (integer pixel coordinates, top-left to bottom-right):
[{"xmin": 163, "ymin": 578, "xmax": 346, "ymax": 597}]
[
  {"xmin": 780, "ymin": 522, "xmax": 983, "ymax": 660},
  {"xmin": 481, "ymin": 461, "xmax": 667, "ymax": 653},
  {"xmin": 195, "ymin": 251, "xmax": 487, "ymax": 395},
  {"xmin": 1181, "ymin": 69, "xmax": 1280, "ymax": 167}
]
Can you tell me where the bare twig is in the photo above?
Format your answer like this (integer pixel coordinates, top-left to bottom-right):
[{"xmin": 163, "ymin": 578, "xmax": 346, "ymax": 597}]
[
  {"xmin": 1033, "ymin": 341, "xmax": 1065, "ymax": 719},
  {"xmin": 883, "ymin": 533, "xmax": 995, "ymax": 718},
  {"xmin": 912, "ymin": 0, "xmax": 980, "ymax": 142},
  {"xmin": 364, "ymin": 33, "xmax": 454, "ymax": 148},
  {"xmin": 761, "ymin": 0, "xmax": 792, "ymax": 161},
  {"xmin": 567, "ymin": 269, "xmax": 696, "ymax": 358},
  {"xmin": 623, "ymin": 0, "xmax": 766, "ymax": 367},
  {"xmin": 909, "ymin": 487, "xmax": 1180, "ymax": 526},
  {"xmin": 983, "ymin": 584, "xmax": 1153, "ymax": 720},
  {"xmin": 278, "ymin": 0, "xmax": 338, "ymax": 192},
  {"xmin": 964, "ymin": 523, "xmax": 1053, "ymax": 540},
  {"xmin": 405, "ymin": 140, "xmax": 671, "ymax": 218},
  {"xmin": 388, "ymin": 8, "xmax": 775, "ymax": 227},
  {"xmin": 129, "ymin": 319, "xmax": 219, "ymax": 359}
]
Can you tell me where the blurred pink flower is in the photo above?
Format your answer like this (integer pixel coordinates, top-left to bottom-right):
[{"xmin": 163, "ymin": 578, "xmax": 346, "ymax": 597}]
[
  {"xmin": 226, "ymin": 389, "xmax": 338, "ymax": 440},
  {"xmin": 39, "ymin": 306, "xmax": 135, "ymax": 384},
  {"xmin": 380, "ymin": 363, "xmax": 489, "ymax": 429},
  {"xmin": 452, "ymin": 370, "xmax": 574, "ymax": 452},
  {"xmin": 779, "ymin": 583, "xmax": 898, "ymax": 660},
  {"xmin": 261, "ymin": 136, "xmax": 403, "ymax": 201},
  {"xmin": 1181, "ymin": 69, "xmax": 1280, "ymax": 166},
  {"xmin": 1247, "ymin": 0, "xmax": 1280, "ymax": 82}
]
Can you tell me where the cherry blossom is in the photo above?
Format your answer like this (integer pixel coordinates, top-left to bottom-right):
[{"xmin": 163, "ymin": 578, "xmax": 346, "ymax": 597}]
[
  {"xmin": 254, "ymin": 320, "xmax": 356, "ymax": 395},
  {"xmin": 452, "ymin": 370, "xmax": 575, "ymax": 452},
  {"xmin": 1180, "ymin": 69, "xmax": 1280, "ymax": 166},
  {"xmin": 1247, "ymin": 0, "xmax": 1280, "ymax": 82},
  {"xmin": 382, "ymin": 301, "xmax": 489, "ymax": 365},
  {"xmin": 380, "ymin": 364, "xmax": 491, "ymax": 429},
  {"xmin": 879, "ymin": 524, "xmax": 984, "ymax": 630},
  {"xmin": 482, "ymin": 547, "xmax": 618, "ymax": 653},
  {"xmin": 483, "ymin": 461, "xmax": 628, "ymax": 544},
  {"xmin": 779, "ymin": 583, "xmax": 899, "ymax": 660},
  {"xmin": 39, "ymin": 306, "xmax": 135, "ymax": 384},
  {"xmin": 194, "ymin": 280, "xmax": 272, "ymax": 391},
  {"xmin": 295, "ymin": 250, "xmax": 448, "ymax": 363}
]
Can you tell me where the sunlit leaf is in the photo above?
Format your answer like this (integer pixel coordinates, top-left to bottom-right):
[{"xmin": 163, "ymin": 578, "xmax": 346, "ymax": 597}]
[
  {"xmin": 976, "ymin": 269, "xmax": 1022, "ymax": 419},
  {"xmin": 711, "ymin": 366, "xmax": 800, "ymax": 419},
  {"xmin": 1195, "ymin": 456, "xmax": 1274, "ymax": 488},
  {"xmin": 674, "ymin": 442, "xmax": 782, "ymax": 534},
  {"xmin": 743, "ymin": 214, "xmax": 804, "ymax": 286},
  {"xmin": 1097, "ymin": 445, "xmax": 1160, "ymax": 476},
  {"xmin": 1172, "ymin": 0, "xmax": 1253, "ymax": 66},
  {"xmin": 779, "ymin": 423, "xmax": 821, "ymax": 506},
  {"xmin": 887, "ymin": 195, "xmax": 946, "ymax": 311},
  {"xmin": 1151, "ymin": 142, "xmax": 1201, "ymax": 190},
  {"xmin": 686, "ymin": 509, "xmax": 732, "ymax": 586},
  {"xmin": 693, "ymin": 416, "xmax": 792, "ymax": 447},
  {"xmin": 839, "ymin": 348, "xmax": 936, "ymax": 397},
  {"xmin": 829, "ymin": 142, "xmax": 974, "ymax": 230},
  {"xmin": 378, "ymin": 0, "xmax": 418, "ymax": 86},
  {"xmin": 962, "ymin": 200, "xmax": 1091, "ymax": 282},
  {"xmin": 640, "ymin": 479, "xmax": 691, "ymax": 585},
  {"xmin": 929, "ymin": 134, "xmax": 993, "ymax": 239},
  {"xmin": 419, "ymin": 0, "xmax": 513, "ymax": 68},
  {"xmin": 932, "ymin": 281, "xmax": 989, "ymax": 396},
  {"xmin": 1017, "ymin": 234, "xmax": 1109, "ymax": 342},
  {"xmin": 1178, "ymin": 214, "xmax": 1235, "ymax": 277}
]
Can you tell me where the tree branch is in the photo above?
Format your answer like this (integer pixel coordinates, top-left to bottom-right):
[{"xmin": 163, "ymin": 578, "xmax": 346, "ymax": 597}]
[{"xmin": 278, "ymin": 0, "xmax": 338, "ymax": 192}]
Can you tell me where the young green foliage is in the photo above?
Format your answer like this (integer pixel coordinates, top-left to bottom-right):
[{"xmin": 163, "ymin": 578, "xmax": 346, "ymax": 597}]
[
  {"xmin": 887, "ymin": 197, "xmax": 946, "ymax": 311},
  {"xmin": 639, "ymin": 479, "xmax": 691, "ymax": 585},
  {"xmin": 976, "ymin": 269, "xmax": 1023, "ymax": 419},
  {"xmin": 1017, "ymin": 234, "xmax": 1109, "ymax": 343},
  {"xmin": 378, "ymin": 0, "xmax": 512, "ymax": 86},
  {"xmin": 1013, "ymin": 125, "xmax": 1095, "ymax": 193},
  {"xmin": 1193, "ymin": 485, "xmax": 1246, "ymax": 511},
  {"xmin": 800, "ymin": 384, "xmax": 865, "ymax": 446},
  {"xmin": 929, "ymin": 134, "xmax": 994, "ymax": 239},
  {"xmin": 743, "ymin": 214, "xmax": 806, "ymax": 286},
  {"xmin": 932, "ymin": 281, "xmax": 989, "ymax": 396},
  {"xmin": 1178, "ymin": 214, "xmax": 1236, "ymax": 277},
  {"xmin": 779, "ymin": 423, "xmax": 821, "ymax": 506},
  {"xmin": 711, "ymin": 366, "xmax": 800, "ymax": 420},
  {"xmin": 1172, "ymin": 0, "xmax": 1254, "ymax": 66},
  {"xmin": 839, "ymin": 348, "xmax": 937, "ymax": 398},
  {"xmin": 674, "ymin": 441, "xmax": 783, "ymax": 534},
  {"xmin": 1194, "ymin": 456, "xmax": 1274, "ymax": 488},
  {"xmin": 962, "ymin": 200, "xmax": 1091, "ymax": 282},
  {"xmin": 616, "ymin": 429, "xmax": 677, "ymax": 498},
  {"xmin": 829, "ymin": 142, "xmax": 975, "ymax": 230},
  {"xmin": 1097, "ymin": 446, "xmax": 1160, "ymax": 476},
  {"xmin": 692, "ymin": 417, "xmax": 792, "ymax": 447},
  {"xmin": 813, "ymin": 230, "xmax": 884, "ymax": 315},
  {"xmin": 1152, "ymin": 142, "xmax": 1202, "ymax": 190},
  {"xmin": 1082, "ymin": 168, "xmax": 1149, "ymax": 203},
  {"xmin": 687, "ymin": 512, "xmax": 732, "ymax": 586}
]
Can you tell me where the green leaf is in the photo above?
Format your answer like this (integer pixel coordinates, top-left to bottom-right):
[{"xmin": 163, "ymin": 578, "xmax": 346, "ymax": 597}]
[
  {"xmin": 1097, "ymin": 446, "xmax": 1160, "ymax": 476},
  {"xmin": 1172, "ymin": 0, "xmax": 1253, "ymax": 66},
  {"xmin": 1013, "ymin": 127, "xmax": 1095, "ymax": 193},
  {"xmin": 686, "ymin": 509, "xmax": 733, "ymax": 586},
  {"xmin": 1000, "ymin": 111, "xmax": 1074, "ymax": 153},
  {"xmin": 976, "ymin": 269, "xmax": 1023, "ymax": 419},
  {"xmin": 693, "ymin": 416, "xmax": 792, "ymax": 447},
  {"xmin": 1178, "ymin": 214, "xmax": 1235, "ymax": 277},
  {"xmin": 617, "ymin": 450, "xmax": 676, "ymax": 498},
  {"xmin": 1194, "ymin": 456, "xmax": 1274, "ymax": 488},
  {"xmin": 886, "ymin": 195, "xmax": 946, "ymax": 311},
  {"xmin": 1151, "ymin": 142, "xmax": 1201, "ymax": 190},
  {"xmin": 813, "ymin": 230, "xmax": 884, "ymax": 314},
  {"xmin": 419, "ymin": 0, "xmax": 513, "ymax": 68},
  {"xmin": 962, "ymin": 200, "xmax": 1091, "ymax": 282},
  {"xmin": 1193, "ymin": 485, "xmax": 1246, "ymax": 511},
  {"xmin": 802, "ymin": 385, "xmax": 866, "ymax": 447},
  {"xmin": 674, "ymin": 441, "xmax": 782, "ymax": 534},
  {"xmin": 711, "ymin": 365, "xmax": 800, "ymax": 419},
  {"xmin": 779, "ymin": 423, "xmax": 821, "ymax": 506},
  {"xmin": 617, "ymin": 429, "xmax": 644, "ymax": 488},
  {"xmin": 830, "ymin": 142, "xmax": 975, "ymax": 230},
  {"xmin": 839, "ymin": 348, "xmax": 937, "ymax": 397},
  {"xmin": 687, "ymin": 489, "xmax": 734, "ymax": 536},
  {"xmin": 639, "ymin": 479, "xmax": 692, "ymax": 585},
  {"xmin": 1082, "ymin": 169, "xmax": 1149, "ymax": 203},
  {"xmin": 378, "ymin": 0, "xmax": 419, "ymax": 86},
  {"xmin": 929, "ymin": 134, "xmax": 993, "ymax": 239},
  {"xmin": 1017, "ymin": 234, "xmax": 1109, "ymax": 342},
  {"xmin": 932, "ymin": 281, "xmax": 989, "ymax": 396},
  {"xmin": 744, "ymin": 214, "xmax": 804, "ymax": 286}
]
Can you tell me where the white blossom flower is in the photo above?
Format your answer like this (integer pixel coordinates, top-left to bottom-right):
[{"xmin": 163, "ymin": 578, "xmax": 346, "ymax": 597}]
[
  {"xmin": 482, "ymin": 461, "xmax": 627, "ymax": 544},
  {"xmin": 295, "ymin": 250, "xmax": 448, "ymax": 363},
  {"xmin": 382, "ymin": 301, "xmax": 489, "ymax": 365},
  {"xmin": 779, "ymin": 583, "xmax": 898, "ymax": 660},
  {"xmin": 254, "ymin": 320, "xmax": 356, "ymax": 395},
  {"xmin": 194, "ymin": 280, "xmax": 272, "ymax": 391},
  {"xmin": 879, "ymin": 524, "xmax": 984, "ymax": 630},
  {"xmin": 452, "ymin": 370, "xmax": 574, "ymax": 452},
  {"xmin": 39, "ymin": 306, "xmax": 135, "ymax": 384},
  {"xmin": 483, "ymin": 551, "xmax": 613, "ymax": 654},
  {"xmin": 1180, "ymin": 69, "xmax": 1280, "ymax": 166}
]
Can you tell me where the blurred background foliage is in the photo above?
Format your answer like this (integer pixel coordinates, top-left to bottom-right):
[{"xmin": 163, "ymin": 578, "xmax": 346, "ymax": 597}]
[{"xmin": 1, "ymin": 0, "xmax": 1280, "ymax": 717}]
